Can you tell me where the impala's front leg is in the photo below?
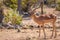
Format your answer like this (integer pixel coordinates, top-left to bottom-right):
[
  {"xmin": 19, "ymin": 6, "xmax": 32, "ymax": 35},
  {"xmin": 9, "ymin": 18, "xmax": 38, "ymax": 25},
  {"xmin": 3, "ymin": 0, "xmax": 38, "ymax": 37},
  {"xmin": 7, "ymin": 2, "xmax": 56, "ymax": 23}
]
[
  {"xmin": 42, "ymin": 25, "xmax": 46, "ymax": 39},
  {"xmin": 54, "ymin": 23, "xmax": 57, "ymax": 38},
  {"xmin": 39, "ymin": 26, "xmax": 41, "ymax": 37}
]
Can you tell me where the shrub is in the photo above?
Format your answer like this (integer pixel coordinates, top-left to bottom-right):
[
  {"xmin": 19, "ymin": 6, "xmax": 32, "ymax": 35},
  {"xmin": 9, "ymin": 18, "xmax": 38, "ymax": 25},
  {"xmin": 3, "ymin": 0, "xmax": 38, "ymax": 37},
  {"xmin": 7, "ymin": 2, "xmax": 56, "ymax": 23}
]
[
  {"xmin": 56, "ymin": 2, "xmax": 60, "ymax": 11},
  {"xmin": 3, "ymin": 9, "xmax": 22, "ymax": 25}
]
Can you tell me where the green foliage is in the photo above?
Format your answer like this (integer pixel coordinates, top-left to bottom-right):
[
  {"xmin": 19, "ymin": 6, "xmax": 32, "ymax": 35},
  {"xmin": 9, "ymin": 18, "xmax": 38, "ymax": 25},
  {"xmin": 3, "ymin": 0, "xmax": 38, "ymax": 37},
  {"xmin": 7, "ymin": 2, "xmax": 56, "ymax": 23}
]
[
  {"xmin": 57, "ymin": 0, "xmax": 60, "ymax": 3},
  {"xmin": 56, "ymin": 1, "xmax": 60, "ymax": 11},
  {"xmin": 3, "ymin": 9, "xmax": 22, "ymax": 25},
  {"xmin": 47, "ymin": 0, "xmax": 54, "ymax": 5},
  {"xmin": 47, "ymin": 0, "xmax": 60, "ymax": 11},
  {"xmin": 22, "ymin": 0, "xmax": 37, "ymax": 12},
  {"xmin": 11, "ymin": 11, "xmax": 22, "ymax": 25},
  {"xmin": 4, "ymin": 0, "xmax": 17, "ymax": 10},
  {"xmin": 4, "ymin": 0, "xmax": 37, "ymax": 11}
]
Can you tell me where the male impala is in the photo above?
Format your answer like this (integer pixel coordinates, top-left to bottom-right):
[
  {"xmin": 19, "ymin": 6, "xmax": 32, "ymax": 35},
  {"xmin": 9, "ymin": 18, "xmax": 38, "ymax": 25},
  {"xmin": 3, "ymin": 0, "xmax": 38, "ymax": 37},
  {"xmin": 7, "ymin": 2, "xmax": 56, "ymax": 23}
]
[{"xmin": 29, "ymin": 8, "xmax": 57, "ymax": 38}]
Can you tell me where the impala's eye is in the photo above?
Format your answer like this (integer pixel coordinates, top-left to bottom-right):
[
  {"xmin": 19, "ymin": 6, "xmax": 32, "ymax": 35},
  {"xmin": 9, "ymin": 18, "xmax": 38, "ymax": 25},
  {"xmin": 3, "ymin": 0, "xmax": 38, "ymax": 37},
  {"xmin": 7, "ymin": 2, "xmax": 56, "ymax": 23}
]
[
  {"xmin": 36, "ymin": 13, "xmax": 39, "ymax": 16},
  {"xmin": 35, "ymin": 12, "xmax": 41, "ymax": 16}
]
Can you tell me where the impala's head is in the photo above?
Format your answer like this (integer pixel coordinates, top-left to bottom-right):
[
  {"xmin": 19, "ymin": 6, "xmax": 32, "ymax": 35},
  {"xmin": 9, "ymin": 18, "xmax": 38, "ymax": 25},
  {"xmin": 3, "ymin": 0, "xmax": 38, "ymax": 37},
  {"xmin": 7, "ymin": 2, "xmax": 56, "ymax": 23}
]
[
  {"xmin": 29, "ymin": 10, "xmax": 36, "ymax": 18},
  {"xmin": 28, "ymin": 6, "xmax": 40, "ymax": 18},
  {"xmin": 29, "ymin": 10, "xmax": 41, "ymax": 18}
]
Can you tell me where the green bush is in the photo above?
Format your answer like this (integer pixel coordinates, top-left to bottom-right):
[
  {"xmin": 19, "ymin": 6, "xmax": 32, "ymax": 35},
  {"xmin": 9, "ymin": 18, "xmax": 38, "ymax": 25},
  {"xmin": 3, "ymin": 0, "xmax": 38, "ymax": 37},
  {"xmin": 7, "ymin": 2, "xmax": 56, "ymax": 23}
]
[
  {"xmin": 56, "ymin": 2, "xmax": 60, "ymax": 11},
  {"xmin": 11, "ymin": 11, "xmax": 22, "ymax": 25},
  {"xmin": 3, "ymin": 9, "xmax": 22, "ymax": 25}
]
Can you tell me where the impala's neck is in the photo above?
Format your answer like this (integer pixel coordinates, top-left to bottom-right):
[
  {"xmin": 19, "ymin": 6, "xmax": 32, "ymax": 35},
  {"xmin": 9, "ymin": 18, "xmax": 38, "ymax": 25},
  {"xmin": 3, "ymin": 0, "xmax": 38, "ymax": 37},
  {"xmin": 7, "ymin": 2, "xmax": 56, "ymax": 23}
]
[{"xmin": 29, "ymin": 8, "xmax": 39, "ymax": 20}]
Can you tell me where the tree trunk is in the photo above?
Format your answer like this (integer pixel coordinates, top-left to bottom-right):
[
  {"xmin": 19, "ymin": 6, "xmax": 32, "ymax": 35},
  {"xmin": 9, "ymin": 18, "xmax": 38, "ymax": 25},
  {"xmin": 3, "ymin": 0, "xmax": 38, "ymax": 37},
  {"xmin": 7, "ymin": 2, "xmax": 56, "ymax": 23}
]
[
  {"xmin": 0, "ymin": 8, "xmax": 4, "ymax": 23},
  {"xmin": 17, "ymin": 0, "xmax": 22, "ymax": 15},
  {"xmin": 40, "ymin": 0, "xmax": 44, "ymax": 14},
  {"xmin": 54, "ymin": 0, "xmax": 56, "ymax": 8}
]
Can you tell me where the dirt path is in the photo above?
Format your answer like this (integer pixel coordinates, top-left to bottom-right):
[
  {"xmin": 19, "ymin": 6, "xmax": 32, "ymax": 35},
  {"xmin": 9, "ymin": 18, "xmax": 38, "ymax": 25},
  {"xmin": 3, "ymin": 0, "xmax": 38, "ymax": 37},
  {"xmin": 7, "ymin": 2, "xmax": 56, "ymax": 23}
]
[{"xmin": 0, "ymin": 28, "xmax": 60, "ymax": 40}]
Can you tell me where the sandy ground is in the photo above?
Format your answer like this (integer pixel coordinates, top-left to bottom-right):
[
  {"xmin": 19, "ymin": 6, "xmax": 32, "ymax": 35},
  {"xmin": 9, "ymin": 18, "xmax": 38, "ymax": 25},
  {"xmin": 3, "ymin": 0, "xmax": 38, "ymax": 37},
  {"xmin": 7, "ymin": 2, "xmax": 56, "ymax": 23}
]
[{"xmin": 0, "ymin": 28, "xmax": 60, "ymax": 40}]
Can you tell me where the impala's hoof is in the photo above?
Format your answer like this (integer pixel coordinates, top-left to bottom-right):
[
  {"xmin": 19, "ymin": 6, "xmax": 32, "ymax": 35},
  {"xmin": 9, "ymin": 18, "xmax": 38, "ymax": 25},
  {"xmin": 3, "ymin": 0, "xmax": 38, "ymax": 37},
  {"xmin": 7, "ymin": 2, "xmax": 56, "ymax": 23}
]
[
  {"xmin": 38, "ymin": 37, "xmax": 41, "ymax": 40},
  {"xmin": 54, "ymin": 36, "xmax": 56, "ymax": 38},
  {"xmin": 50, "ymin": 36, "xmax": 53, "ymax": 39},
  {"xmin": 44, "ymin": 37, "xmax": 46, "ymax": 39}
]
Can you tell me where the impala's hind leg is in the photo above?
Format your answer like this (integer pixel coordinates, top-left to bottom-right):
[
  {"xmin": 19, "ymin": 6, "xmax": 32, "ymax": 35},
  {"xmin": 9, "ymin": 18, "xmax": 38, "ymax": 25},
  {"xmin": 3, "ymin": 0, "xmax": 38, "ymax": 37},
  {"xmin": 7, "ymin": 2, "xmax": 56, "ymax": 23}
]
[{"xmin": 50, "ymin": 26, "xmax": 54, "ymax": 38}]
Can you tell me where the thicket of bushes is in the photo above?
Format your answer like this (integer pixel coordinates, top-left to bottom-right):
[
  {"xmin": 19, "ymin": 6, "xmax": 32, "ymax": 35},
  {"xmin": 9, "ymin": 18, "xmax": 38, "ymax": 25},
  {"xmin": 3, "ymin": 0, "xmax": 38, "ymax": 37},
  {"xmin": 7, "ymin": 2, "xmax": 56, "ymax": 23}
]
[{"xmin": 3, "ymin": 9, "xmax": 22, "ymax": 25}]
